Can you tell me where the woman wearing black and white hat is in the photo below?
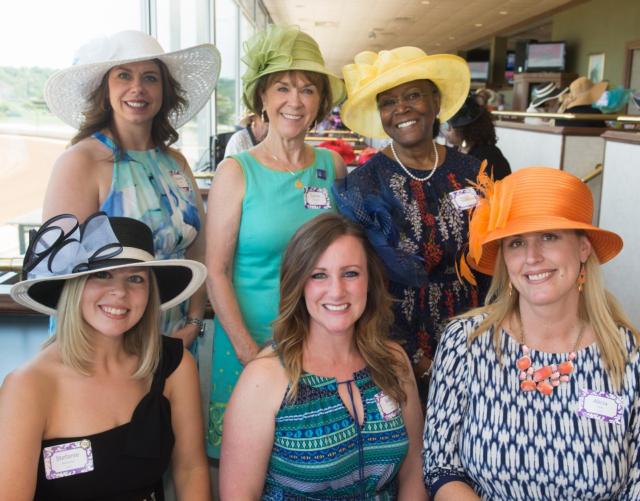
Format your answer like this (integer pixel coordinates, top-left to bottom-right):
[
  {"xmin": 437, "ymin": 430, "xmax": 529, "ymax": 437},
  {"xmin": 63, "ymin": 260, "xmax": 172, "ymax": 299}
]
[
  {"xmin": 42, "ymin": 30, "xmax": 220, "ymax": 348},
  {"xmin": 0, "ymin": 213, "xmax": 210, "ymax": 500}
]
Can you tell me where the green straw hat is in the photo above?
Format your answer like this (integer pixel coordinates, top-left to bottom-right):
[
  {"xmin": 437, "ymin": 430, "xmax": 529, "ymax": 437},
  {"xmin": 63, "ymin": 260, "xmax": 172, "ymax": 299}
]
[{"xmin": 242, "ymin": 25, "xmax": 345, "ymax": 112}]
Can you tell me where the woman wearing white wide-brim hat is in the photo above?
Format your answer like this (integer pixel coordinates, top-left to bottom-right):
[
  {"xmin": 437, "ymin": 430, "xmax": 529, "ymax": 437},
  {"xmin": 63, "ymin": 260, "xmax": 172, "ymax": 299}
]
[
  {"xmin": 42, "ymin": 30, "xmax": 220, "ymax": 349},
  {"xmin": 0, "ymin": 212, "xmax": 210, "ymax": 499}
]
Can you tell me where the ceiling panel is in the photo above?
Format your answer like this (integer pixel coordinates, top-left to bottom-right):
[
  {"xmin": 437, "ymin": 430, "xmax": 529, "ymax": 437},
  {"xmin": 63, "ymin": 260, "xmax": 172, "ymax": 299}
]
[{"xmin": 262, "ymin": 0, "xmax": 582, "ymax": 72}]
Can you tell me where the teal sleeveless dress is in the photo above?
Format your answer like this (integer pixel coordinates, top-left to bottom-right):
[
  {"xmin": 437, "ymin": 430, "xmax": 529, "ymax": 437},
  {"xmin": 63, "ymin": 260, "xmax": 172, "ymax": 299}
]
[
  {"xmin": 263, "ymin": 368, "xmax": 409, "ymax": 500},
  {"xmin": 95, "ymin": 132, "xmax": 201, "ymax": 340},
  {"xmin": 207, "ymin": 148, "xmax": 337, "ymax": 458}
]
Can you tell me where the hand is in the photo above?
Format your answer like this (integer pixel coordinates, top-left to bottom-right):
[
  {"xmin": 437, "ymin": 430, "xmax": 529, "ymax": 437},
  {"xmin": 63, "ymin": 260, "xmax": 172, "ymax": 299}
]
[
  {"xmin": 235, "ymin": 338, "xmax": 260, "ymax": 366},
  {"xmin": 172, "ymin": 323, "xmax": 201, "ymax": 348}
]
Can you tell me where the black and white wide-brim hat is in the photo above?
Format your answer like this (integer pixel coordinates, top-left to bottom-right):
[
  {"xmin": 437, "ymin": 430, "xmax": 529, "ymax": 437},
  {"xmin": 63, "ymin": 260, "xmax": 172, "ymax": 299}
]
[
  {"xmin": 10, "ymin": 212, "xmax": 206, "ymax": 316},
  {"xmin": 44, "ymin": 30, "xmax": 221, "ymax": 129}
]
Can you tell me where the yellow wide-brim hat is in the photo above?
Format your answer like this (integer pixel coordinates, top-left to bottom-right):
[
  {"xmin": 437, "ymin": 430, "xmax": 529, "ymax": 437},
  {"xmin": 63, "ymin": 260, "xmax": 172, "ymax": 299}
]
[
  {"xmin": 341, "ymin": 47, "xmax": 470, "ymax": 139},
  {"xmin": 468, "ymin": 166, "xmax": 623, "ymax": 275}
]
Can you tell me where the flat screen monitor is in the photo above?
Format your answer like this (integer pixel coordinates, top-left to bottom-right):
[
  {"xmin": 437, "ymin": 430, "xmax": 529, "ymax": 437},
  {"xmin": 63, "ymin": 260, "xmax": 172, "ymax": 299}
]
[
  {"xmin": 468, "ymin": 61, "xmax": 490, "ymax": 81},
  {"xmin": 525, "ymin": 42, "xmax": 566, "ymax": 72}
]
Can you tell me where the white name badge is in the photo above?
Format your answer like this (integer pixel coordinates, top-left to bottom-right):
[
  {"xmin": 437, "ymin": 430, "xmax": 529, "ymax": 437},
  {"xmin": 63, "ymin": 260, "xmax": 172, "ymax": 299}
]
[
  {"xmin": 374, "ymin": 391, "xmax": 401, "ymax": 421},
  {"xmin": 43, "ymin": 439, "xmax": 94, "ymax": 480},
  {"xmin": 169, "ymin": 170, "xmax": 192, "ymax": 193},
  {"xmin": 577, "ymin": 388, "xmax": 624, "ymax": 424},
  {"xmin": 304, "ymin": 187, "xmax": 332, "ymax": 209},
  {"xmin": 449, "ymin": 187, "xmax": 479, "ymax": 211}
]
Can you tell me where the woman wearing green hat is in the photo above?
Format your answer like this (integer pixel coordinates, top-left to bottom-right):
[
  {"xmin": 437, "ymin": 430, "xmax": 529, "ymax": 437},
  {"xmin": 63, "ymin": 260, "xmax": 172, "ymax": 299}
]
[
  {"xmin": 204, "ymin": 25, "xmax": 346, "ymax": 458},
  {"xmin": 334, "ymin": 47, "xmax": 487, "ymax": 401}
]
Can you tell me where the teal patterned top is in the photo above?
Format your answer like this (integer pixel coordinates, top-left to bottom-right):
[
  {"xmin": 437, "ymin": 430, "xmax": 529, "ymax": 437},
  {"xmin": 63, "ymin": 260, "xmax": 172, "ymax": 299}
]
[{"xmin": 263, "ymin": 367, "xmax": 409, "ymax": 500}]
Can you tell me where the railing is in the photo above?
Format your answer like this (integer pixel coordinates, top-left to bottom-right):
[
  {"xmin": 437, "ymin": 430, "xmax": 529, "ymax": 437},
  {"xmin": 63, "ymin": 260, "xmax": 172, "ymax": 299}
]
[
  {"xmin": 492, "ymin": 110, "xmax": 640, "ymax": 124},
  {"xmin": 582, "ymin": 164, "xmax": 603, "ymax": 183}
]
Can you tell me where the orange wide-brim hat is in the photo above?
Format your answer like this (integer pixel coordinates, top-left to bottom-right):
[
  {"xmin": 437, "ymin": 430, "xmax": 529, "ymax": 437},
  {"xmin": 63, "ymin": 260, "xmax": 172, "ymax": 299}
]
[{"xmin": 468, "ymin": 166, "xmax": 623, "ymax": 275}]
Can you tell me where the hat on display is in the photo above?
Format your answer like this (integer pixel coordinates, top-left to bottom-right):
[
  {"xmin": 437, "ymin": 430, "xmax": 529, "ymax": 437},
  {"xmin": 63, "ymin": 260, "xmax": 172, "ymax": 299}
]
[
  {"xmin": 340, "ymin": 47, "xmax": 470, "ymax": 138},
  {"xmin": 241, "ymin": 25, "xmax": 345, "ymax": 112},
  {"xmin": 530, "ymin": 82, "xmax": 568, "ymax": 108},
  {"xmin": 44, "ymin": 30, "xmax": 221, "ymax": 129},
  {"xmin": 448, "ymin": 96, "xmax": 484, "ymax": 128},
  {"xmin": 467, "ymin": 166, "xmax": 623, "ymax": 274},
  {"xmin": 560, "ymin": 76, "xmax": 608, "ymax": 110},
  {"xmin": 10, "ymin": 212, "xmax": 207, "ymax": 316}
]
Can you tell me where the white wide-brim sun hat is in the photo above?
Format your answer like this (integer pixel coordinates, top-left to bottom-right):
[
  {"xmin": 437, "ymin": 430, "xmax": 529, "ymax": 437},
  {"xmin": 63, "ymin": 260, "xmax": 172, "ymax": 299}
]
[{"xmin": 44, "ymin": 30, "xmax": 221, "ymax": 129}]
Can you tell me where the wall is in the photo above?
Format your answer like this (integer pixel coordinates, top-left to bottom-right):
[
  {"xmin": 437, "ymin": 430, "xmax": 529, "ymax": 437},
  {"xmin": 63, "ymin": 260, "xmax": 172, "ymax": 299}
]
[{"xmin": 552, "ymin": 0, "xmax": 640, "ymax": 87}]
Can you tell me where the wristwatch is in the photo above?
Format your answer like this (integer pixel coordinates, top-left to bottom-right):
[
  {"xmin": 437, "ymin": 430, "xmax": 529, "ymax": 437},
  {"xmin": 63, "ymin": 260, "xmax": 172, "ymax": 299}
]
[{"xmin": 185, "ymin": 317, "xmax": 205, "ymax": 336}]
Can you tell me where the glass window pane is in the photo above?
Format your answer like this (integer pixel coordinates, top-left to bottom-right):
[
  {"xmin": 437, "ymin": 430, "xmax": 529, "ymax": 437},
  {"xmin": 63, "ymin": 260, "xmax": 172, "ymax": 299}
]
[
  {"xmin": 215, "ymin": 0, "xmax": 238, "ymax": 134},
  {"xmin": 0, "ymin": 0, "xmax": 142, "ymax": 256},
  {"xmin": 156, "ymin": 0, "xmax": 213, "ymax": 169}
]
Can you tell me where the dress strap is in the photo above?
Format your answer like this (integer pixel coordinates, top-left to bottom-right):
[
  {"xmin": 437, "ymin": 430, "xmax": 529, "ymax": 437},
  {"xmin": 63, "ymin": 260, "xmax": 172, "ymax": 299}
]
[
  {"xmin": 338, "ymin": 378, "xmax": 366, "ymax": 497},
  {"xmin": 92, "ymin": 132, "xmax": 117, "ymax": 152}
]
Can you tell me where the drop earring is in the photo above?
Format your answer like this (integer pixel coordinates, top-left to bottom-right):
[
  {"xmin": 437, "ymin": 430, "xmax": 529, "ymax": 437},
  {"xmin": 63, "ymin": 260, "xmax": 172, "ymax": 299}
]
[
  {"xmin": 261, "ymin": 109, "xmax": 267, "ymax": 122},
  {"xmin": 577, "ymin": 262, "xmax": 586, "ymax": 292}
]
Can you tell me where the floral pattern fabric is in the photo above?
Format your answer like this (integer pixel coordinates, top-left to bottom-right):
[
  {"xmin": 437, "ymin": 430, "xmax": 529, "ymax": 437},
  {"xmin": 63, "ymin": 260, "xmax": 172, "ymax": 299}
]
[{"xmin": 334, "ymin": 148, "xmax": 486, "ymax": 399}]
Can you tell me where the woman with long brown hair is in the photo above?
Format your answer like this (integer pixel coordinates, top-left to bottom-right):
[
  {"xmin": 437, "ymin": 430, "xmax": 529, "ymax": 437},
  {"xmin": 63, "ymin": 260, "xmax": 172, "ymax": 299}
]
[{"xmin": 220, "ymin": 213, "xmax": 426, "ymax": 500}]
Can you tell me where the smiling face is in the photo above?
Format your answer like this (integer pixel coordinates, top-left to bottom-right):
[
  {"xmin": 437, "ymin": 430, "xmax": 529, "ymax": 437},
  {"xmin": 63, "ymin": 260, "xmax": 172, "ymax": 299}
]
[
  {"xmin": 80, "ymin": 267, "xmax": 150, "ymax": 338},
  {"xmin": 502, "ymin": 230, "xmax": 592, "ymax": 309},
  {"xmin": 260, "ymin": 71, "xmax": 321, "ymax": 140},
  {"xmin": 107, "ymin": 60, "xmax": 163, "ymax": 129},
  {"xmin": 377, "ymin": 79, "xmax": 440, "ymax": 147},
  {"xmin": 303, "ymin": 235, "xmax": 369, "ymax": 339}
]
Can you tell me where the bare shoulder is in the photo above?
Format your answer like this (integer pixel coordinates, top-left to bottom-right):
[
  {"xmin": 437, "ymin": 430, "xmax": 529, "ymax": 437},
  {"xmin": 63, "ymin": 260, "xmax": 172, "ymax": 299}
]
[
  {"xmin": 214, "ymin": 156, "xmax": 244, "ymax": 180},
  {"xmin": 166, "ymin": 147, "xmax": 191, "ymax": 172},
  {"xmin": 53, "ymin": 137, "xmax": 111, "ymax": 173}
]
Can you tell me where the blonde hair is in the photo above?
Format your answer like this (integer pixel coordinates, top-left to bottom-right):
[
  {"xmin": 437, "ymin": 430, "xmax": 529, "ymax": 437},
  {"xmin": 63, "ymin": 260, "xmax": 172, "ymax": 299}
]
[
  {"xmin": 44, "ymin": 270, "xmax": 162, "ymax": 378},
  {"xmin": 467, "ymin": 242, "xmax": 638, "ymax": 389},
  {"xmin": 273, "ymin": 213, "xmax": 408, "ymax": 403}
]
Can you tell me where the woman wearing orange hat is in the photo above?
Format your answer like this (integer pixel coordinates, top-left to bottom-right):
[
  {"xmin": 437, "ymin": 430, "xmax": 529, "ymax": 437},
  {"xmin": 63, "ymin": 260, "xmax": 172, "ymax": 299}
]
[
  {"xmin": 334, "ymin": 48, "xmax": 487, "ymax": 399},
  {"xmin": 423, "ymin": 167, "xmax": 640, "ymax": 500}
]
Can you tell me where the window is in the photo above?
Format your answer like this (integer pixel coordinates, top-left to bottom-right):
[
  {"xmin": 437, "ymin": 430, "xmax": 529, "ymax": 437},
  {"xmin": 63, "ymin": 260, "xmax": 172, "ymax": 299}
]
[{"xmin": 215, "ymin": 0, "xmax": 239, "ymax": 134}]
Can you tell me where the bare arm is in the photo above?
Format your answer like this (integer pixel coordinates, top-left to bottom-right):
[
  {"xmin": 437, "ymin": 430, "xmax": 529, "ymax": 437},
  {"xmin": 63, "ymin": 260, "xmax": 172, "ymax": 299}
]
[
  {"xmin": 205, "ymin": 158, "xmax": 258, "ymax": 365},
  {"xmin": 0, "ymin": 368, "xmax": 49, "ymax": 500},
  {"xmin": 391, "ymin": 344, "xmax": 429, "ymax": 501},
  {"xmin": 329, "ymin": 149, "xmax": 347, "ymax": 179},
  {"xmin": 166, "ymin": 350, "xmax": 210, "ymax": 500},
  {"xmin": 42, "ymin": 141, "xmax": 109, "ymax": 221},
  {"xmin": 219, "ymin": 353, "xmax": 287, "ymax": 500},
  {"xmin": 434, "ymin": 481, "xmax": 480, "ymax": 501},
  {"xmin": 170, "ymin": 151, "xmax": 208, "ymax": 347}
]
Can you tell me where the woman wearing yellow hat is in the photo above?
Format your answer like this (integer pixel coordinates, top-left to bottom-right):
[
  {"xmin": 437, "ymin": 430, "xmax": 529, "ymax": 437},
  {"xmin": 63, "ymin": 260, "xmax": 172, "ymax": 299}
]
[
  {"xmin": 334, "ymin": 47, "xmax": 486, "ymax": 399},
  {"xmin": 205, "ymin": 25, "xmax": 346, "ymax": 458},
  {"xmin": 424, "ymin": 166, "xmax": 639, "ymax": 500}
]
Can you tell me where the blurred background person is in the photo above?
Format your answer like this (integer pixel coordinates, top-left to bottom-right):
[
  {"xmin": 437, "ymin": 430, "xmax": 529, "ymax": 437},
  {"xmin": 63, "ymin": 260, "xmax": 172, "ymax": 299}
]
[
  {"xmin": 556, "ymin": 76, "xmax": 608, "ymax": 127},
  {"xmin": 424, "ymin": 167, "xmax": 639, "ymax": 500},
  {"xmin": 220, "ymin": 213, "xmax": 426, "ymax": 500},
  {"xmin": 41, "ymin": 30, "xmax": 220, "ymax": 350},
  {"xmin": 205, "ymin": 24, "xmax": 346, "ymax": 460},
  {"xmin": 223, "ymin": 112, "xmax": 268, "ymax": 157},
  {"xmin": 442, "ymin": 96, "xmax": 511, "ymax": 180},
  {"xmin": 524, "ymin": 81, "xmax": 567, "ymax": 125},
  {"xmin": 336, "ymin": 47, "xmax": 487, "ymax": 401}
]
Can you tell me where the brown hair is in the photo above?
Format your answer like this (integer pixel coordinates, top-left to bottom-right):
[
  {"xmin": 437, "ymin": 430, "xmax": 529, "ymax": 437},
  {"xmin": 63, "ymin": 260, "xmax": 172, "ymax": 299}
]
[
  {"xmin": 71, "ymin": 59, "xmax": 186, "ymax": 158},
  {"xmin": 272, "ymin": 213, "xmax": 409, "ymax": 403},
  {"xmin": 250, "ymin": 70, "xmax": 332, "ymax": 125}
]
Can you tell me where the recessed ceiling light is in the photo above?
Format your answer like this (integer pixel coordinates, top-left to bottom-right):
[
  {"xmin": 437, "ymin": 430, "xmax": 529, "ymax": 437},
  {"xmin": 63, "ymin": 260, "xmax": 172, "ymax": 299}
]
[
  {"xmin": 475, "ymin": 23, "xmax": 483, "ymax": 27},
  {"xmin": 499, "ymin": 10, "xmax": 508, "ymax": 15},
  {"xmin": 421, "ymin": 0, "xmax": 430, "ymax": 4},
  {"xmin": 448, "ymin": 36, "xmax": 455, "ymax": 40}
]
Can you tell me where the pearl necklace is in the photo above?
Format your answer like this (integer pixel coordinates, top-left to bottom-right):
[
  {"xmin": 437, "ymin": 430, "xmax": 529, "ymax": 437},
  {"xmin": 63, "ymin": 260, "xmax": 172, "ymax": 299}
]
[
  {"xmin": 390, "ymin": 139, "xmax": 439, "ymax": 182},
  {"xmin": 516, "ymin": 322, "xmax": 585, "ymax": 396}
]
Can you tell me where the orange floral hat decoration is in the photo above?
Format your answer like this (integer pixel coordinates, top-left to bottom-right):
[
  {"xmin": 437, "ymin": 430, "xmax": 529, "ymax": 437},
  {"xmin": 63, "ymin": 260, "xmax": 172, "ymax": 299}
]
[{"xmin": 467, "ymin": 166, "xmax": 623, "ymax": 275}]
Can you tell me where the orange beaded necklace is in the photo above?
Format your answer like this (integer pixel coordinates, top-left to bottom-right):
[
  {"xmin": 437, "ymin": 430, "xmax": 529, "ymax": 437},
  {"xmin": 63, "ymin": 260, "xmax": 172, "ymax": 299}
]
[{"xmin": 516, "ymin": 322, "xmax": 585, "ymax": 396}]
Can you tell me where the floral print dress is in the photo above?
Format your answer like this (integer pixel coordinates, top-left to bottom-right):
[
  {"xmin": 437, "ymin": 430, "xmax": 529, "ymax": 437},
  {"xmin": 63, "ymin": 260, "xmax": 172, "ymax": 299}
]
[{"xmin": 334, "ymin": 147, "xmax": 486, "ymax": 399}]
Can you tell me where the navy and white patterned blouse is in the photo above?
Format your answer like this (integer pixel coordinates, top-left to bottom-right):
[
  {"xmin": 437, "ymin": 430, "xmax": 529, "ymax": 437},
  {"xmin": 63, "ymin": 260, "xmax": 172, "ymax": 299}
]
[{"xmin": 423, "ymin": 315, "xmax": 640, "ymax": 500}]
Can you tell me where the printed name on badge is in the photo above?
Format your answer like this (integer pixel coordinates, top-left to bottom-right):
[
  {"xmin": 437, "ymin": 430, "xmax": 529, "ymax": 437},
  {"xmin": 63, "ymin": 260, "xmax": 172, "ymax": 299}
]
[
  {"xmin": 374, "ymin": 391, "xmax": 401, "ymax": 421},
  {"xmin": 304, "ymin": 187, "xmax": 332, "ymax": 209},
  {"xmin": 43, "ymin": 439, "xmax": 94, "ymax": 480},
  {"xmin": 577, "ymin": 388, "xmax": 624, "ymax": 424},
  {"xmin": 169, "ymin": 170, "xmax": 191, "ymax": 193},
  {"xmin": 449, "ymin": 187, "xmax": 479, "ymax": 211}
]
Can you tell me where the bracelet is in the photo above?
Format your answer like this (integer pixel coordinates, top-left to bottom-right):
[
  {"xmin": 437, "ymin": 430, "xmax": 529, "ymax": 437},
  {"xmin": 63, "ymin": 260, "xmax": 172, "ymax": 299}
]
[{"xmin": 185, "ymin": 317, "xmax": 205, "ymax": 336}]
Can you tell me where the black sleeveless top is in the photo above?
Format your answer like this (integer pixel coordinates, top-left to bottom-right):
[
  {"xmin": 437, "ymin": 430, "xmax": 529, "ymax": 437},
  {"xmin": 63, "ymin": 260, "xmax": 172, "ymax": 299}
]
[{"xmin": 34, "ymin": 336, "xmax": 182, "ymax": 500}]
